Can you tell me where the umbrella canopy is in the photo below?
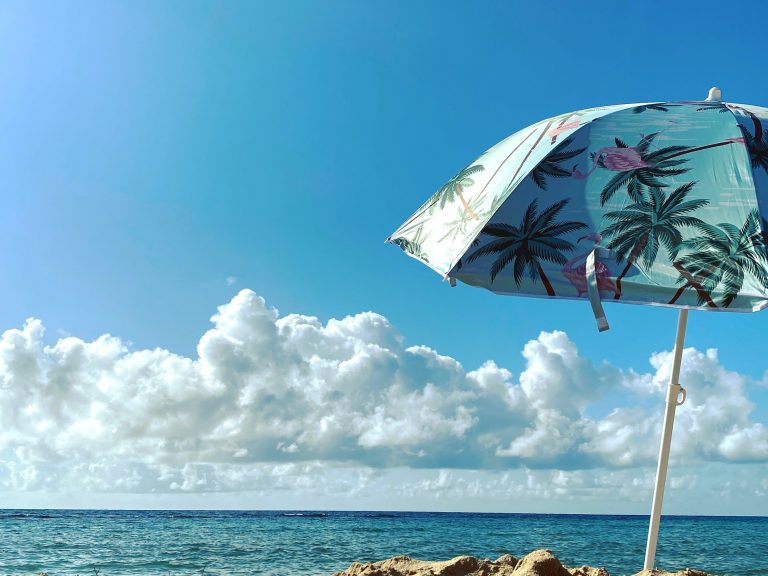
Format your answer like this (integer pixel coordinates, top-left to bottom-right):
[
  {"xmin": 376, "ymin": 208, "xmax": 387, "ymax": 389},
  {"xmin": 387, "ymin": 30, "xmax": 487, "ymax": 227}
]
[
  {"xmin": 388, "ymin": 89, "xmax": 768, "ymax": 327},
  {"xmin": 386, "ymin": 88, "xmax": 768, "ymax": 572}
]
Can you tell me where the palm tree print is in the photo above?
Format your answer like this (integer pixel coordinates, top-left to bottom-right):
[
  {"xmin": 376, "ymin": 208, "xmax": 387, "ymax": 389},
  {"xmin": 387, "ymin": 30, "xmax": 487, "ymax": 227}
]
[
  {"xmin": 695, "ymin": 101, "xmax": 729, "ymax": 113},
  {"xmin": 668, "ymin": 261, "xmax": 717, "ymax": 308},
  {"xmin": 530, "ymin": 137, "xmax": 586, "ymax": 190},
  {"xmin": 392, "ymin": 224, "xmax": 431, "ymax": 263},
  {"xmin": 452, "ymin": 236, "xmax": 481, "ymax": 273},
  {"xmin": 671, "ymin": 210, "xmax": 768, "ymax": 308},
  {"xmin": 439, "ymin": 192, "xmax": 487, "ymax": 244},
  {"xmin": 428, "ymin": 164, "xmax": 484, "ymax": 219},
  {"xmin": 632, "ymin": 103, "xmax": 681, "ymax": 113},
  {"xmin": 756, "ymin": 217, "xmax": 768, "ymax": 256},
  {"xmin": 600, "ymin": 182, "xmax": 709, "ymax": 299},
  {"xmin": 465, "ymin": 198, "xmax": 588, "ymax": 296},
  {"xmin": 452, "ymin": 186, "xmax": 513, "ymax": 272},
  {"xmin": 732, "ymin": 106, "xmax": 768, "ymax": 175},
  {"xmin": 574, "ymin": 130, "xmax": 748, "ymax": 207},
  {"xmin": 585, "ymin": 133, "xmax": 692, "ymax": 206}
]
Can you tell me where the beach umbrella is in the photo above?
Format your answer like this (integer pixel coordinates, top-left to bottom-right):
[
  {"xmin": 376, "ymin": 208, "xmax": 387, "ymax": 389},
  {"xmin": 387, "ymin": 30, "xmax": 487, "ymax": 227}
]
[{"xmin": 386, "ymin": 87, "xmax": 768, "ymax": 571}]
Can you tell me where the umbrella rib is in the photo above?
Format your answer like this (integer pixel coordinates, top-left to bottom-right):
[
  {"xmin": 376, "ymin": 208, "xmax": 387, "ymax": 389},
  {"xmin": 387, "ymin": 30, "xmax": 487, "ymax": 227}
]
[
  {"xmin": 391, "ymin": 121, "xmax": 539, "ymax": 239},
  {"xmin": 478, "ymin": 124, "xmax": 538, "ymax": 196},
  {"xmin": 445, "ymin": 121, "xmax": 558, "ymax": 276},
  {"xmin": 507, "ymin": 121, "xmax": 554, "ymax": 185}
]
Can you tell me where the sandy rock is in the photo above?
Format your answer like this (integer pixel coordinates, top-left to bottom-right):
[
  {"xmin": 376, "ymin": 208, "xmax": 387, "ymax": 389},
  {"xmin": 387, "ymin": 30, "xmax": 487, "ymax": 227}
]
[
  {"xmin": 333, "ymin": 550, "xmax": 710, "ymax": 576},
  {"xmin": 332, "ymin": 554, "xmax": 497, "ymax": 576},
  {"xmin": 568, "ymin": 565, "xmax": 609, "ymax": 576},
  {"xmin": 433, "ymin": 555, "xmax": 481, "ymax": 575},
  {"xmin": 497, "ymin": 555, "xmax": 518, "ymax": 566},
  {"xmin": 333, "ymin": 549, "xmax": 607, "ymax": 576},
  {"xmin": 512, "ymin": 549, "xmax": 571, "ymax": 576}
]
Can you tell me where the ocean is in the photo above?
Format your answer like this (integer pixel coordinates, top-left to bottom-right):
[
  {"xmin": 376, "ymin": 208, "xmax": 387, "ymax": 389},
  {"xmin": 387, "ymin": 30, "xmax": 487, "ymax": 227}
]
[{"xmin": 1, "ymin": 510, "xmax": 766, "ymax": 576}]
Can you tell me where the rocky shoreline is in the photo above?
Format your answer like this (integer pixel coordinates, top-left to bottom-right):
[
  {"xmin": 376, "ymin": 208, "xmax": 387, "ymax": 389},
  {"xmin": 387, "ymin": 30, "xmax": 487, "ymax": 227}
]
[{"xmin": 332, "ymin": 549, "xmax": 710, "ymax": 576}]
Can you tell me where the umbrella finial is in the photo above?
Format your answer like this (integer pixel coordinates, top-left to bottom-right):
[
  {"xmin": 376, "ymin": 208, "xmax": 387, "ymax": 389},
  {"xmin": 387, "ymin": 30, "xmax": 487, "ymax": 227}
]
[{"xmin": 706, "ymin": 86, "xmax": 722, "ymax": 101}]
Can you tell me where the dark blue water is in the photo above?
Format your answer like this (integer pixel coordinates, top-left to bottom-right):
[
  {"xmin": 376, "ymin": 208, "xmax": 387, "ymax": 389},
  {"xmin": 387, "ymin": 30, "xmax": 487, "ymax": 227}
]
[{"xmin": 1, "ymin": 510, "xmax": 766, "ymax": 576}]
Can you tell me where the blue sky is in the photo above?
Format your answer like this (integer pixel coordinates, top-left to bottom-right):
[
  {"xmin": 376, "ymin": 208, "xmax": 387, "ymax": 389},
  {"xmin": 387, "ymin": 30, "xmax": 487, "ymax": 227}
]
[{"xmin": 0, "ymin": 1, "xmax": 767, "ymax": 513}]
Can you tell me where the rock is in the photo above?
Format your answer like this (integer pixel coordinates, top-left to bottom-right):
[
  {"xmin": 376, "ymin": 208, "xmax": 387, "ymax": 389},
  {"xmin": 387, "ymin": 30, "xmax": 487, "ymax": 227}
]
[
  {"xmin": 334, "ymin": 555, "xmax": 424, "ymax": 576},
  {"xmin": 497, "ymin": 554, "xmax": 519, "ymax": 566},
  {"xmin": 433, "ymin": 556, "xmax": 481, "ymax": 575},
  {"xmin": 512, "ymin": 550, "xmax": 571, "ymax": 576},
  {"xmin": 333, "ymin": 549, "xmax": 612, "ymax": 576},
  {"xmin": 570, "ymin": 566, "xmax": 609, "ymax": 576},
  {"xmin": 332, "ymin": 550, "xmax": 713, "ymax": 576},
  {"xmin": 332, "ymin": 553, "xmax": 512, "ymax": 576}
]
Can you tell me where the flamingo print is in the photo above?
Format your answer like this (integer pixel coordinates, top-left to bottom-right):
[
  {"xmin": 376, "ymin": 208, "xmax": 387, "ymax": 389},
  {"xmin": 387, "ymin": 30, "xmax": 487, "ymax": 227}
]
[
  {"xmin": 570, "ymin": 131, "xmax": 747, "ymax": 206},
  {"xmin": 572, "ymin": 135, "xmax": 746, "ymax": 180},
  {"xmin": 561, "ymin": 233, "xmax": 620, "ymax": 297},
  {"xmin": 548, "ymin": 121, "xmax": 580, "ymax": 145},
  {"xmin": 571, "ymin": 137, "xmax": 654, "ymax": 179}
]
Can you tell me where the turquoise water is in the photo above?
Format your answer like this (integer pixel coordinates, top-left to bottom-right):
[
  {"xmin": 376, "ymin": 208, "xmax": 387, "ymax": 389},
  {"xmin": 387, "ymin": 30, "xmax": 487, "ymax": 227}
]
[{"xmin": 1, "ymin": 510, "xmax": 766, "ymax": 576}]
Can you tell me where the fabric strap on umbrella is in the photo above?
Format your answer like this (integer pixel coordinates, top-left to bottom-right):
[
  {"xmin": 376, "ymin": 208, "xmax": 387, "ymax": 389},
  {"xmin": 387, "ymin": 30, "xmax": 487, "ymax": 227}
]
[
  {"xmin": 448, "ymin": 251, "xmax": 611, "ymax": 331},
  {"xmin": 586, "ymin": 248, "xmax": 609, "ymax": 332}
]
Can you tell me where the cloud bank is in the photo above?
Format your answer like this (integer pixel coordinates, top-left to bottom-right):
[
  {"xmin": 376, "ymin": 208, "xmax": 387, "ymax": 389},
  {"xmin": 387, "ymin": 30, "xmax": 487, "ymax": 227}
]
[{"xmin": 0, "ymin": 289, "xmax": 766, "ymax": 498}]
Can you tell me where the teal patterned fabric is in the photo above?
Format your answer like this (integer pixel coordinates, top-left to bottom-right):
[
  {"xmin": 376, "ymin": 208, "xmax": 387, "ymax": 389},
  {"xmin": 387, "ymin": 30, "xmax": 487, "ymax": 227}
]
[{"xmin": 388, "ymin": 99, "xmax": 768, "ymax": 312}]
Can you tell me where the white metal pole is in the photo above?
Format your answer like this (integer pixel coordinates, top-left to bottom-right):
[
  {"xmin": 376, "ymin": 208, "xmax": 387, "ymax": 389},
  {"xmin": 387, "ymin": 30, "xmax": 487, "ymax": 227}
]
[{"xmin": 643, "ymin": 308, "xmax": 689, "ymax": 571}]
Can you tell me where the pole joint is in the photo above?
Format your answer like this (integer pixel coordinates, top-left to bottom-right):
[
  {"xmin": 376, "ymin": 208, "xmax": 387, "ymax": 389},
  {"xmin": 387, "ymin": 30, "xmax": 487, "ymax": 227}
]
[{"xmin": 665, "ymin": 383, "xmax": 686, "ymax": 406}]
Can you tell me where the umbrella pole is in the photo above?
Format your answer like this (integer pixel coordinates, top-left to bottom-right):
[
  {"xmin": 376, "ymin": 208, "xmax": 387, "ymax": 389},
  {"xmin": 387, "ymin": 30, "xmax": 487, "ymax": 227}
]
[{"xmin": 643, "ymin": 308, "xmax": 688, "ymax": 571}]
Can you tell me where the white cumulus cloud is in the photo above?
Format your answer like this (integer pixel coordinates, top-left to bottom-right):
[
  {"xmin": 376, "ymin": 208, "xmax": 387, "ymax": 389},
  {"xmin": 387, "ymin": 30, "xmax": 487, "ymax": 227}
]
[{"xmin": 0, "ymin": 289, "xmax": 765, "ymax": 498}]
